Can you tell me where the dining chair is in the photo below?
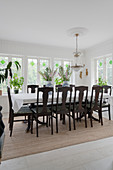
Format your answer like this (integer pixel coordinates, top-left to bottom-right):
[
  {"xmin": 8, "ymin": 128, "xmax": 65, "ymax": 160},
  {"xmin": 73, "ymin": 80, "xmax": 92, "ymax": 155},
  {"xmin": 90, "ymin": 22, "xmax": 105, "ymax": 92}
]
[
  {"xmin": 31, "ymin": 87, "xmax": 54, "ymax": 137},
  {"xmin": 53, "ymin": 86, "xmax": 72, "ymax": 133},
  {"xmin": 27, "ymin": 85, "xmax": 39, "ymax": 93},
  {"xmin": 71, "ymin": 86, "xmax": 88, "ymax": 130},
  {"xmin": 87, "ymin": 85, "xmax": 103, "ymax": 127},
  {"xmin": 7, "ymin": 86, "xmax": 33, "ymax": 137},
  {"xmin": 102, "ymin": 85, "xmax": 112, "ymax": 120}
]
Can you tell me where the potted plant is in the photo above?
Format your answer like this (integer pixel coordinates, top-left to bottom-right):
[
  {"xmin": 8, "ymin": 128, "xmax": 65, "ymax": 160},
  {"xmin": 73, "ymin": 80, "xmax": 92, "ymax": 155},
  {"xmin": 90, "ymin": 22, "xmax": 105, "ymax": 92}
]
[
  {"xmin": 0, "ymin": 61, "xmax": 21, "ymax": 95},
  {"xmin": 97, "ymin": 77, "xmax": 107, "ymax": 86},
  {"xmin": 9, "ymin": 73, "xmax": 24, "ymax": 94},
  {"xmin": 39, "ymin": 67, "xmax": 57, "ymax": 87},
  {"xmin": 55, "ymin": 77, "xmax": 63, "ymax": 85},
  {"xmin": 58, "ymin": 66, "xmax": 72, "ymax": 86}
]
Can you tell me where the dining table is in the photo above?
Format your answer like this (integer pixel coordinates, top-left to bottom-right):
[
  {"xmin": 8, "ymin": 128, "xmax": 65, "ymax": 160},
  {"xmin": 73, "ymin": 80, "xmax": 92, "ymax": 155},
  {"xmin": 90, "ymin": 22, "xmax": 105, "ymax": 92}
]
[
  {"xmin": 11, "ymin": 91, "xmax": 110, "ymax": 113},
  {"xmin": 11, "ymin": 91, "xmax": 111, "ymax": 132}
]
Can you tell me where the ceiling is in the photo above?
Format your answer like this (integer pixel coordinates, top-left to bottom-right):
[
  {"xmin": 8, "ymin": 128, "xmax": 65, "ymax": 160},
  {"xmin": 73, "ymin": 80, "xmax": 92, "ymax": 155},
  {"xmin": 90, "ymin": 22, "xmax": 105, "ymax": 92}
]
[{"xmin": 0, "ymin": 0, "xmax": 113, "ymax": 49}]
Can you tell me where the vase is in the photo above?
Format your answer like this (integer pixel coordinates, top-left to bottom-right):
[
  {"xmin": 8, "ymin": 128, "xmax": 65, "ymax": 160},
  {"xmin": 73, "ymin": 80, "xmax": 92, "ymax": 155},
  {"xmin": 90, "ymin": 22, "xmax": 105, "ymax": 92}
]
[
  {"xmin": 14, "ymin": 89, "xmax": 19, "ymax": 94},
  {"xmin": 46, "ymin": 81, "xmax": 53, "ymax": 88},
  {"xmin": 62, "ymin": 81, "xmax": 69, "ymax": 87},
  {"xmin": 46, "ymin": 81, "xmax": 53, "ymax": 94}
]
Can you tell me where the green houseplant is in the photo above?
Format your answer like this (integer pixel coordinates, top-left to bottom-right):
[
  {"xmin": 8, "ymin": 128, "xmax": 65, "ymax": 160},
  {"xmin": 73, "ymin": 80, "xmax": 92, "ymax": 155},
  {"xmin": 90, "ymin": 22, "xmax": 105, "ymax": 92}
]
[
  {"xmin": 10, "ymin": 73, "xmax": 24, "ymax": 94},
  {"xmin": 0, "ymin": 61, "xmax": 21, "ymax": 95},
  {"xmin": 97, "ymin": 77, "xmax": 107, "ymax": 86}
]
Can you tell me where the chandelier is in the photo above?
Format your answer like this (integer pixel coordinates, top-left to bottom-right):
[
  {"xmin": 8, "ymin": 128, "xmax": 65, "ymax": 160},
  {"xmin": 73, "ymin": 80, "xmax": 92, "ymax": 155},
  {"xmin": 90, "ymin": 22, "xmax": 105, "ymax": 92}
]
[
  {"xmin": 67, "ymin": 27, "xmax": 88, "ymax": 72},
  {"xmin": 71, "ymin": 33, "xmax": 85, "ymax": 71}
]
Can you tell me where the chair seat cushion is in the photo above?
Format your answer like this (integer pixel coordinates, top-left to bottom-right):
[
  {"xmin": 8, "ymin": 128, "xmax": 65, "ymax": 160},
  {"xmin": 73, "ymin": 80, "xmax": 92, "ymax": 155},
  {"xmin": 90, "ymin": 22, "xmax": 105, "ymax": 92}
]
[
  {"xmin": 15, "ymin": 106, "xmax": 32, "ymax": 114},
  {"xmin": 31, "ymin": 106, "xmax": 51, "ymax": 115},
  {"xmin": 53, "ymin": 105, "xmax": 69, "ymax": 114}
]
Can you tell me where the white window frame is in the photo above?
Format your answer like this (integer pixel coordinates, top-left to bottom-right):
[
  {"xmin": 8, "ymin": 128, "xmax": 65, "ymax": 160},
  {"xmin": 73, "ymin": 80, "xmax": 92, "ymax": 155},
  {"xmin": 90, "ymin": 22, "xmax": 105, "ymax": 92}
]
[{"xmin": 95, "ymin": 54, "xmax": 112, "ymax": 85}]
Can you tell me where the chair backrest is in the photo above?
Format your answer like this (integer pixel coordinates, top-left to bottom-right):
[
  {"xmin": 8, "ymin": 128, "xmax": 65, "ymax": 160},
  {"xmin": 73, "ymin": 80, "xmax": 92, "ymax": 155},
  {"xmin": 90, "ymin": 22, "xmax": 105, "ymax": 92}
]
[
  {"xmin": 27, "ymin": 85, "xmax": 39, "ymax": 93},
  {"xmin": 56, "ymin": 86, "xmax": 72, "ymax": 114},
  {"xmin": 37, "ymin": 87, "xmax": 54, "ymax": 115},
  {"xmin": 91, "ymin": 85, "xmax": 103, "ymax": 110},
  {"xmin": 7, "ymin": 86, "xmax": 13, "ymax": 123},
  {"xmin": 73, "ymin": 86, "xmax": 88, "ymax": 113},
  {"xmin": 102, "ymin": 85, "xmax": 112, "ymax": 96}
]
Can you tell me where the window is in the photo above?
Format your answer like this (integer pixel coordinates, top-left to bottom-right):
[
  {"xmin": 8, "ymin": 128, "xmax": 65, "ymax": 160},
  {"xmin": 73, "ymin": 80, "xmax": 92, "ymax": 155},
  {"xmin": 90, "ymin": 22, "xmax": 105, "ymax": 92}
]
[
  {"xmin": 54, "ymin": 60, "xmax": 62, "ymax": 84},
  {"xmin": 28, "ymin": 59, "xmax": 37, "ymax": 85},
  {"xmin": 96, "ymin": 55, "xmax": 112, "ymax": 85},
  {"xmin": 64, "ymin": 61, "xmax": 71, "ymax": 71},
  {"xmin": 64, "ymin": 60, "xmax": 72, "ymax": 83},
  {"xmin": 39, "ymin": 59, "xmax": 49, "ymax": 85},
  {"xmin": 0, "ymin": 56, "xmax": 8, "ymax": 93},
  {"xmin": 106, "ymin": 56, "xmax": 112, "ymax": 85},
  {"xmin": 12, "ymin": 57, "xmax": 22, "ymax": 76},
  {"xmin": 97, "ymin": 58, "xmax": 104, "ymax": 80}
]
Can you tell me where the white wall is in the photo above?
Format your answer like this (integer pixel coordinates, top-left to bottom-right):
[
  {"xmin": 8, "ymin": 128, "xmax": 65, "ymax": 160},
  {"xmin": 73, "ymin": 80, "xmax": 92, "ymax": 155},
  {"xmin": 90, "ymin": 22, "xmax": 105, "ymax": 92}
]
[{"xmin": 0, "ymin": 39, "xmax": 74, "ymax": 59}]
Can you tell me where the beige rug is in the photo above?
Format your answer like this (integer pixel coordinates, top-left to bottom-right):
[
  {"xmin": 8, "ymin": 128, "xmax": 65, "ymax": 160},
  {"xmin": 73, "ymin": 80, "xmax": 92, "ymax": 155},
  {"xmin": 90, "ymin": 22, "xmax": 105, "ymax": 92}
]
[{"xmin": 2, "ymin": 116, "xmax": 113, "ymax": 161}]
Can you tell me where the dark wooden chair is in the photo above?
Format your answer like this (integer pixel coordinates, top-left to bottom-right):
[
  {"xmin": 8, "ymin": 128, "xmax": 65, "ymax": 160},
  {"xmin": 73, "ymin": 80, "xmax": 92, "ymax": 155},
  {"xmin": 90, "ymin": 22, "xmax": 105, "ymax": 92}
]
[
  {"xmin": 7, "ymin": 86, "xmax": 33, "ymax": 137},
  {"xmin": 71, "ymin": 86, "xmax": 88, "ymax": 130},
  {"xmin": 53, "ymin": 86, "xmax": 72, "ymax": 133},
  {"xmin": 31, "ymin": 87, "xmax": 54, "ymax": 137},
  {"xmin": 27, "ymin": 85, "xmax": 39, "ymax": 93},
  {"xmin": 87, "ymin": 85, "xmax": 103, "ymax": 127},
  {"xmin": 102, "ymin": 85, "xmax": 112, "ymax": 120}
]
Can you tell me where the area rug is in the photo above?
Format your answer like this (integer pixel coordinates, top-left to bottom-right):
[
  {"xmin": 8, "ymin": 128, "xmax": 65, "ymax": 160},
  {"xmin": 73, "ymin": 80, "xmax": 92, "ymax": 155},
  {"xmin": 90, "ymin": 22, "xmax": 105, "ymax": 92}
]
[{"xmin": 2, "ymin": 116, "xmax": 113, "ymax": 161}]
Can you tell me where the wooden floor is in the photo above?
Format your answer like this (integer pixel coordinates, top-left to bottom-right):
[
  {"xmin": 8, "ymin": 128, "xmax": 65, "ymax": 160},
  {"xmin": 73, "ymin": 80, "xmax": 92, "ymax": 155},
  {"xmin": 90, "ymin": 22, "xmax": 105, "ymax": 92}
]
[{"xmin": 2, "ymin": 115, "xmax": 113, "ymax": 161}]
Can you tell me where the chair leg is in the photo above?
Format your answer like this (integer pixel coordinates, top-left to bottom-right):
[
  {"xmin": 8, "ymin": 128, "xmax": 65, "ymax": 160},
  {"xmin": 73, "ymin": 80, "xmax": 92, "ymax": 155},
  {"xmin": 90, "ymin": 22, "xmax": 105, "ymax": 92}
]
[
  {"xmin": 56, "ymin": 114, "xmax": 58, "ymax": 133},
  {"xmin": 73, "ymin": 112, "xmax": 76, "ymax": 130},
  {"xmin": 100, "ymin": 110, "xmax": 103, "ymax": 126},
  {"xmin": 10, "ymin": 116, "xmax": 14, "ymax": 137},
  {"xmin": 84, "ymin": 112, "xmax": 87, "ymax": 128},
  {"xmin": 36, "ymin": 119, "xmax": 39, "ymax": 137},
  {"xmin": 108, "ymin": 105, "xmax": 111, "ymax": 120},
  {"xmin": 60, "ymin": 114, "xmax": 62, "ymax": 120},
  {"xmin": 49, "ymin": 116, "xmax": 51, "ymax": 126},
  {"xmin": 31, "ymin": 115, "xmax": 33, "ymax": 134},
  {"xmin": 69, "ymin": 112, "xmax": 71, "ymax": 131},
  {"xmin": 77, "ymin": 112, "xmax": 78, "ymax": 122},
  {"xmin": 46, "ymin": 116, "xmax": 48, "ymax": 127},
  {"xmin": 43, "ymin": 116, "xmax": 45, "ymax": 123},
  {"xmin": 51, "ymin": 115, "xmax": 53, "ymax": 135},
  {"xmin": 90, "ymin": 111, "xmax": 93, "ymax": 127}
]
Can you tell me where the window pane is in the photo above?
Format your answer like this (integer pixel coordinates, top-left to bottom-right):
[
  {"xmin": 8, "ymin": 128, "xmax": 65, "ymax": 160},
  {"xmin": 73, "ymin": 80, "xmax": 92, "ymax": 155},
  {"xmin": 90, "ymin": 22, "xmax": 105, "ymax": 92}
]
[
  {"xmin": 97, "ymin": 59, "xmax": 104, "ymax": 80},
  {"xmin": 106, "ymin": 57, "xmax": 112, "ymax": 85},
  {"xmin": 39, "ymin": 59, "xmax": 49, "ymax": 85},
  {"xmin": 64, "ymin": 61, "xmax": 71, "ymax": 71},
  {"xmin": 54, "ymin": 60, "xmax": 62, "ymax": 84},
  {"xmin": 12, "ymin": 57, "xmax": 22, "ymax": 76},
  {"xmin": 28, "ymin": 59, "xmax": 37, "ymax": 84},
  {"xmin": 64, "ymin": 61, "xmax": 72, "ymax": 83},
  {"xmin": 0, "ymin": 56, "xmax": 8, "ymax": 93}
]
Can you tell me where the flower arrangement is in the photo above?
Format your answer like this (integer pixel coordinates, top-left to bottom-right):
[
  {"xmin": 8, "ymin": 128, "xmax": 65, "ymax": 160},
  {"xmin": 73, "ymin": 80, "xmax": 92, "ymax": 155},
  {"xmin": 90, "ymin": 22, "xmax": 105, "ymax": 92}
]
[
  {"xmin": 10, "ymin": 73, "xmax": 24, "ymax": 90},
  {"xmin": 39, "ymin": 67, "xmax": 57, "ymax": 81},
  {"xmin": 58, "ymin": 66, "xmax": 72, "ymax": 81}
]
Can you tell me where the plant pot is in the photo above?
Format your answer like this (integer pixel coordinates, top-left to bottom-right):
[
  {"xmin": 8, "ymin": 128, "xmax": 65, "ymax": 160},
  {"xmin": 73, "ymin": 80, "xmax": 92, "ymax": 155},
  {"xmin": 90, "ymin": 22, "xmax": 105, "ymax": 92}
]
[
  {"xmin": 14, "ymin": 89, "xmax": 19, "ymax": 94},
  {"xmin": 62, "ymin": 81, "xmax": 69, "ymax": 87},
  {"xmin": 46, "ymin": 81, "xmax": 53, "ymax": 94},
  {"xmin": 46, "ymin": 81, "xmax": 53, "ymax": 87},
  {"xmin": 0, "ymin": 90, "xmax": 2, "ymax": 96}
]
